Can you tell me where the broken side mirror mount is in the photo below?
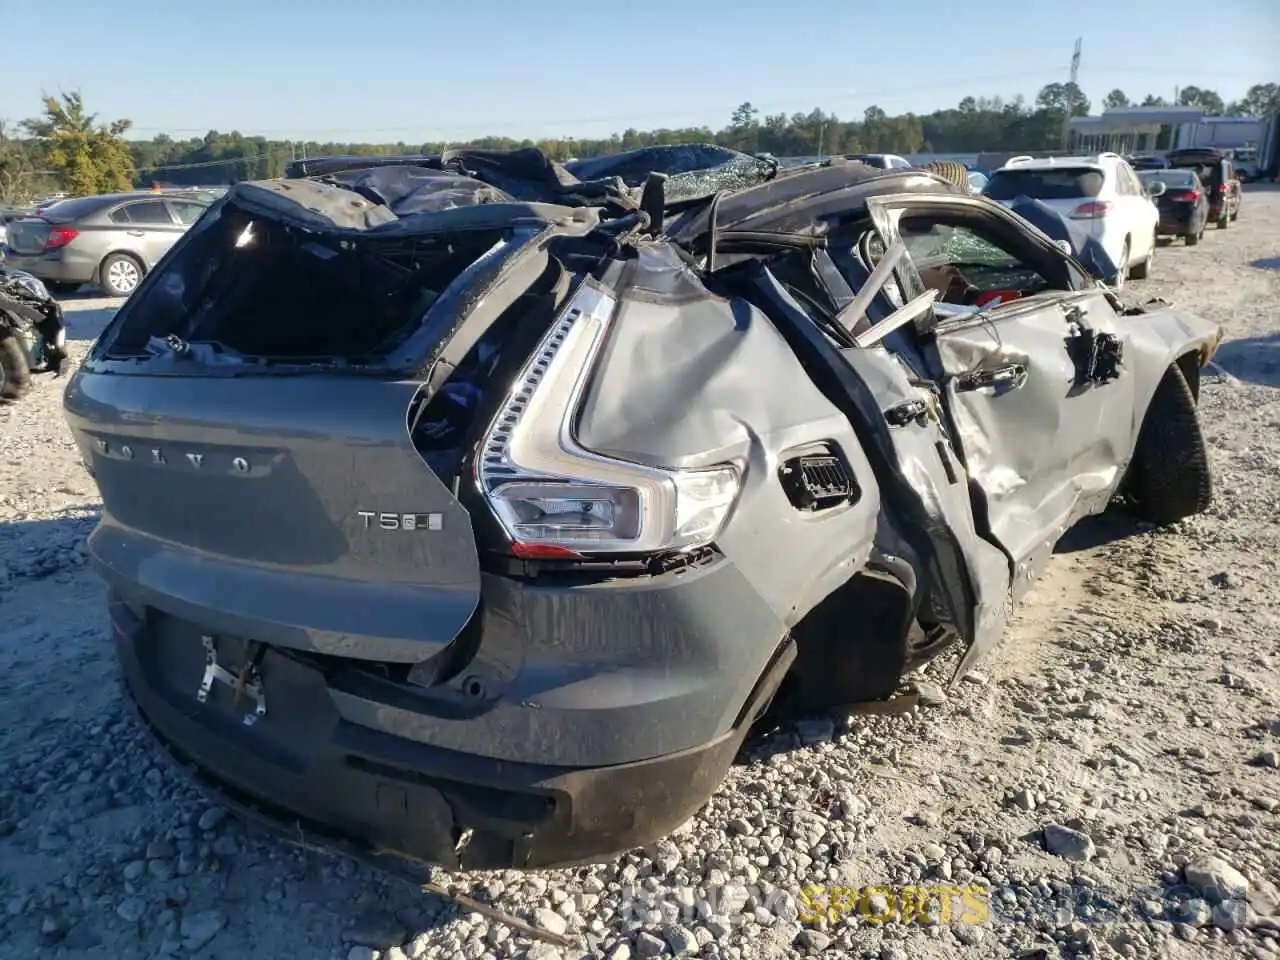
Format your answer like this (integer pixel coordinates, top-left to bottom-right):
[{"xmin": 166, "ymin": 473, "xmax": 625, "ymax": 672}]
[{"xmin": 640, "ymin": 173, "xmax": 668, "ymax": 237}]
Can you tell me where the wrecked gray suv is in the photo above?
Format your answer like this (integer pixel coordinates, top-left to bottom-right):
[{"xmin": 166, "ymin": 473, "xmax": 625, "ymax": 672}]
[{"xmin": 63, "ymin": 145, "xmax": 1221, "ymax": 871}]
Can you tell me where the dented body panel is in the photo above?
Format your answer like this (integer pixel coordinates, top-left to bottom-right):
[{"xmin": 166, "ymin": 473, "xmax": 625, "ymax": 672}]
[{"xmin": 64, "ymin": 149, "xmax": 1222, "ymax": 870}]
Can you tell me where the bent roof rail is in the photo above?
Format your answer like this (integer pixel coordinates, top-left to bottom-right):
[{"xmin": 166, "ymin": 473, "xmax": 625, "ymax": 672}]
[{"xmin": 226, "ymin": 179, "xmax": 600, "ymax": 236}]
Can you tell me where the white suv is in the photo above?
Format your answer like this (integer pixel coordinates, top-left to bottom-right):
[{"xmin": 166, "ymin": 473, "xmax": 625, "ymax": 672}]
[{"xmin": 981, "ymin": 152, "xmax": 1159, "ymax": 288}]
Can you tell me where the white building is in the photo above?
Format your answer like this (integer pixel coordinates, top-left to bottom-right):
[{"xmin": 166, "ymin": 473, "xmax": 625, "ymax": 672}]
[
  {"xmin": 1067, "ymin": 106, "xmax": 1203, "ymax": 153},
  {"xmin": 1067, "ymin": 106, "xmax": 1265, "ymax": 155}
]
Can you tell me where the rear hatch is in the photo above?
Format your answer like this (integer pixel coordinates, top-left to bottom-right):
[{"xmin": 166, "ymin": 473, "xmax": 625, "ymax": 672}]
[
  {"xmin": 64, "ymin": 183, "xmax": 553, "ymax": 665},
  {"xmin": 1167, "ymin": 158, "xmax": 1225, "ymax": 196},
  {"xmin": 983, "ymin": 166, "xmax": 1109, "ymax": 232}
]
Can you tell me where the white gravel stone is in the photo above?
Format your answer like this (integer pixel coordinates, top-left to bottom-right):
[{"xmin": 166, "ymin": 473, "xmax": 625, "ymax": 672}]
[{"xmin": 1186, "ymin": 855, "xmax": 1250, "ymax": 903}]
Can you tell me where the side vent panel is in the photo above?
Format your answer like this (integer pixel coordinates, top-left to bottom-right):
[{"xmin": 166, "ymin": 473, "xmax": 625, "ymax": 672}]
[{"xmin": 778, "ymin": 441, "xmax": 859, "ymax": 513}]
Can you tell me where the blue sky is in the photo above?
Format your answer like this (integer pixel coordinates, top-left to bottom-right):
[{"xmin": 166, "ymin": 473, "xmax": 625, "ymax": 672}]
[{"xmin": 3, "ymin": 0, "xmax": 1276, "ymax": 143}]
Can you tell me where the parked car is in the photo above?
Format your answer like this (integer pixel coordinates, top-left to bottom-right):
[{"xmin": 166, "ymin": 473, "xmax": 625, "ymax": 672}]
[
  {"xmin": 64, "ymin": 149, "xmax": 1220, "ymax": 870},
  {"xmin": 982, "ymin": 152, "xmax": 1158, "ymax": 289},
  {"xmin": 2, "ymin": 191, "xmax": 212, "ymax": 297},
  {"xmin": 1163, "ymin": 147, "xmax": 1241, "ymax": 229},
  {"xmin": 996, "ymin": 195, "xmax": 1119, "ymax": 281},
  {"xmin": 0, "ymin": 266, "xmax": 68, "ymax": 402},
  {"xmin": 1139, "ymin": 169, "xmax": 1209, "ymax": 245},
  {"xmin": 1230, "ymin": 146, "xmax": 1261, "ymax": 181},
  {"xmin": 845, "ymin": 153, "xmax": 913, "ymax": 169}
]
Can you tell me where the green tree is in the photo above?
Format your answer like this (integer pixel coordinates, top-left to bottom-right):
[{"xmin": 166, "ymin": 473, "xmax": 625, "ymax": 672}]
[
  {"xmin": 1102, "ymin": 89, "xmax": 1130, "ymax": 111},
  {"xmin": 0, "ymin": 120, "xmax": 39, "ymax": 202},
  {"xmin": 730, "ymin": 102, "xmax": 759, "ymax": 129},
  {"xmin": 725, "ymin": 102, "xmax": 760, "ymax": 152},
  {"xmin": 22, "ymin": 91, "xmax": 134, "ymax": 195},
  {"xmin": 1140, "ymin": 93, "xmax": 1169, "ymax": 107},
  {"xmin": 1035, "ymin": 82, "xmax": 1091, "ymax": 117},
  {"xmin": 1227, "ymin": 82, "xmax": 1279, "ymax": 116},
  {"xmin": 1177, "ymin": 86, "xmax": 1225, "ymax": 114}
]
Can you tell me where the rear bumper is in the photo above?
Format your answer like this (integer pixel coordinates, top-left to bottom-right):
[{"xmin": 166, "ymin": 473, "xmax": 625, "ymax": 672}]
[
  {"xmin": 113, "ymin": 598, "xmax": 793, "ymax": 869},
  {"xmin": 1, "ymin": 247, "xmax": 99, "ymax": 285},
  {"xmin": 1157, "ymin": 211, "xmax": 1197, "ymax": 234}
]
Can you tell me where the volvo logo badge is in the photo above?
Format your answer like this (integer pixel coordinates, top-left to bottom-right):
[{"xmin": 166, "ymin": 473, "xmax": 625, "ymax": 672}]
[{"xmin": 90, "ymin": 441, "xmax": 250, "ymax": 474}]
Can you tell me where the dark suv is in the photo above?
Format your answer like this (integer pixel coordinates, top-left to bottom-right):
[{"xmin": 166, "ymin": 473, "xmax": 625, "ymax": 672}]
[
  {"xmin": 1164, "ymin": 148, "xmax": 1241, "ymax": 228},
  {"xmin": 63, "ymin": 147, "xmax": 1221, "ymax": 871}
]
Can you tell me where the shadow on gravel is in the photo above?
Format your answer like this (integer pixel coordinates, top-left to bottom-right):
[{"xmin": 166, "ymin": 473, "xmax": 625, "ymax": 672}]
[
  {"xmin": 60, "ymin": 299, "xmax": 123, "ymax": 343},
  {"xmin": 1212, "ymin": 332, "xmax": 1280, "ymax": 387},
  {"xmin": 0, "ymin": 507, "xmax": 100, "ymax": 586},
  {"xmin": 1054, "ymin": 509, "xmax": 1150, "ymax": 553}
]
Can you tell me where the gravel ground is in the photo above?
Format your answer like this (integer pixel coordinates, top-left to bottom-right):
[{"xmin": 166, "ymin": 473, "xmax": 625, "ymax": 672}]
[{"xmin": 2, "ymin": 190, "xmax": 1278, "ymax": 960}]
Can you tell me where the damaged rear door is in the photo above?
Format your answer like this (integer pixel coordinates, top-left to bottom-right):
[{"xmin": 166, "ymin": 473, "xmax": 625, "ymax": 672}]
[{"xmin": 866, "ymin": 194, "xmax": 1138, "ymax": 595}]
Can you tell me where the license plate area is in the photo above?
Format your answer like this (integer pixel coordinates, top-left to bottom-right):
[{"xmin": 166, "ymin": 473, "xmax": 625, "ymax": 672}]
[
  {"xmin": 197, "ymin": 635, "xmax": 268, "ymax": 727},
  {"xmin": 140, "ymin": 611, "xmax": 339, "ymax": 772}
]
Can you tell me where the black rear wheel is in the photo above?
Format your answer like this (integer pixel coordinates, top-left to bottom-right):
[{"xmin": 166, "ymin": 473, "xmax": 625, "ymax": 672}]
[
  {"xmin": 0, "ymin": 328, "xmax": 33, "ymax": 403},
  {"xmin": 1125, "ymin": 362, "xmax": 1212, "ymax": 525}
]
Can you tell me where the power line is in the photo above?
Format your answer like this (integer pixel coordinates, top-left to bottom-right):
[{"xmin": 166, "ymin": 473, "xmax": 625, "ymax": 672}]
[
  {"xmin": 119, "ymin": 73, "xmax": 1053, "ymax": 137},
  {"xmin": 117, "ymin": 68, "xmax": 1270, "ymax": 138}
]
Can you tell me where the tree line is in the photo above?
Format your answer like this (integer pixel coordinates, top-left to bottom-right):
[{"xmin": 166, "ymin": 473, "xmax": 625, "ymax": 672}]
[{"xmin": 1, "ymin": 82, "xmax": 1277, "ymax": 202}]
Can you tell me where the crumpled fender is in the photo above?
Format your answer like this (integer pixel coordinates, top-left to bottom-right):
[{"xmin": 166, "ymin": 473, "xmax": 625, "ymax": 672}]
[{"xmin": 1122, "ymin": 304, "xmax": 1222, "ymax": 434}]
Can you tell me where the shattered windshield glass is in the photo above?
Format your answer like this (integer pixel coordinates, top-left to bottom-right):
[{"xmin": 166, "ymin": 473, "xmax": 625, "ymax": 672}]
[
  {"xmin": 902, "ymin": 222, "xmax": 1019, "ymax": 268},
  {"xmin": 566, "ymin": 144, "xmax": 779, "ymax": 202}
]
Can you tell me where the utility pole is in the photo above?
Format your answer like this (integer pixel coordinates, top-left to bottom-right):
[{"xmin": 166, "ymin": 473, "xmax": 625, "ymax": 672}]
[{"xmin": 1063, "ymin": 38, "xmax": 1082, "ymax": 150}]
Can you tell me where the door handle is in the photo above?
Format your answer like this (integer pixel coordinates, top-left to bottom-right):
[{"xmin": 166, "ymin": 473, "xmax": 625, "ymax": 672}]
[
  {"xmin": 126, "ymin": 230, "xmax": 145, "ymax": 237},
  {"xmin": 956, "ymin": 363, "xmax": 1028, "ymax": 393}
]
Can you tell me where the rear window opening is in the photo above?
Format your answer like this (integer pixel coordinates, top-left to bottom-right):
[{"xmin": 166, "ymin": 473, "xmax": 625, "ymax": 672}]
[
  {"xmin": 1140, "ymin": 170, "xmax": 1198, "ymax": 189},
  {"xmin": 1166, "ymin": 161, "xmax": 1222, "ymax": 186},
  {"xmin": 983, "ymin": 168, "xmax": 1105, "ymax": 201},
  {"xmin": 101, "ymin": 201, "xmax": 505, "ymax": 362}
]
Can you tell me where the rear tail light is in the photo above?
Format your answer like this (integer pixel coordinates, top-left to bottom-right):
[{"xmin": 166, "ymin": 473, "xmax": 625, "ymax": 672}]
[
  {"xmin": 1069, "ymin": 201, "xmax": 1110, "ymax": 219},
  {"xmin": 46, "ymin": 226, "xmax": 79, "ymax": 250},
  {"xmin": 1171, "ymin": 190, "xmax": 1201, "ymax": 202},
  {"xmin": 476, "ymin": 282, "xmax": 742, "ymax": 559},
  {"xmin": 1216, "ymin": 183, "xmax": 1229, "ymax": 194}
]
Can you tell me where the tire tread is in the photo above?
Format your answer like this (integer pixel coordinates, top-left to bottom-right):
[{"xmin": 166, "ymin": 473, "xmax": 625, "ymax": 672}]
[{"xmin": 1126, "ymin": 362, "xmax": 1213, "ymax": 525}]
